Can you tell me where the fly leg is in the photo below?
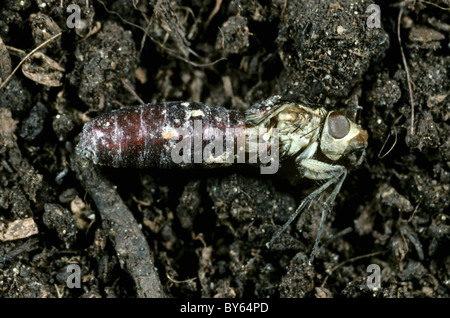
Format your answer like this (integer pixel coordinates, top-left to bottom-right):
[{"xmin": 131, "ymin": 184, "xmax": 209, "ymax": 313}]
[
  {"xmin": 306, "ymin": 164, "xmax": 347, "ymax": 264},
  {"xmin": 266, "ymin": 159, "xmax": 347, "ymax": 264}
]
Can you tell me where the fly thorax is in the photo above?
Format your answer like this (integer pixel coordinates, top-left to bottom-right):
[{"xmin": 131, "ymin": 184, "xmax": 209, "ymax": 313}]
[{"xmin": 276, "ymin": 113, "xmax": 322, "ymax": 158}]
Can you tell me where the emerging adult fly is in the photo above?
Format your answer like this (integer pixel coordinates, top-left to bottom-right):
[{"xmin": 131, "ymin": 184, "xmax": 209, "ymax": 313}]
[
  {"xmin": 245, "ymin": 96, "xmax": 368, "ymax": 263},
  {"xmin": 76, "ymin": 95, "xmax": 368, "ymax": 263}
]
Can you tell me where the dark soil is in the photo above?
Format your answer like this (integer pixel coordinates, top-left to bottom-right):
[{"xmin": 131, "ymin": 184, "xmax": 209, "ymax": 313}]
[{"xmin": 0, "ymin": 0, "xmax": 449, "ymax": 298}]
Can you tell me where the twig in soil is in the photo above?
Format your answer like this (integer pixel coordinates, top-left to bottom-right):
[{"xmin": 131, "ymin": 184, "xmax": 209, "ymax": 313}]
[
  {"xmin": 166, "ymin": 273, "xmax": 197, "ymax": 285},
  {"xmin": 398, "ymin": 224, "xmax": 424, "ymax": 261},
  {"xmin": 120, "ymin": 77, "xmax": 145, "ymax": 104},
  {"xmin": 378, "ymin": 127, "xmax": 398, "ymax": 159},
  {"xmin": 139, "ymin": 20, "xmax": 153, "ymax": 55},
  {"xmin": 0, "ymin": 237, "xmax": 39, "ymax": 264},
  {"xmin": 281, "ymin": 0, "xmax": 288, "ymax": 17},
  {"xmin": 70, "ymin": 153, "xmax": 166, "ymax": 298},
  {"xmin": 397, "ymin": 3, "xmax": 415, "ymax": 136},
  {"xmin": 205, "ymin": 0, "xmax": 222, "ymax": 30},
  {"xmin": 321, "ymin": 250, "xmax": 387, "ymax": 288},
  {"xmin": 0, "ymin": 32, "xmax": 62, "ymax": 91},
  {"xmin": 322, "ymin": 227, "xmax": 353, "ymax": 248},
  {"xmin": 54, "ymin": 284, "xmax": 62, "ymax": 298},
  {"xmin": 378, "ymin": 115, "xmax": 402, "ymax": 159},
  {"xmin": 420, "ymin": 0, "xmax": 450, "ymax": 11}
]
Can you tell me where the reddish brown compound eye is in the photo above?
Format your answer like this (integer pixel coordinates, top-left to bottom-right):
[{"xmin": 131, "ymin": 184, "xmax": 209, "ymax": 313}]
[{"xmin": 327, "ymin": 112, "xmax": 350, "ymax": 139}]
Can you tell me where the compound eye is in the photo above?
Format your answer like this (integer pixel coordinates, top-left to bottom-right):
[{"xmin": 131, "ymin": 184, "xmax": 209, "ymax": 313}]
[{"xmin": 328, "ymin": 112, "xmax": 350, "ymax": 139}]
